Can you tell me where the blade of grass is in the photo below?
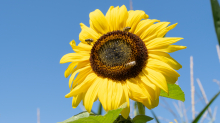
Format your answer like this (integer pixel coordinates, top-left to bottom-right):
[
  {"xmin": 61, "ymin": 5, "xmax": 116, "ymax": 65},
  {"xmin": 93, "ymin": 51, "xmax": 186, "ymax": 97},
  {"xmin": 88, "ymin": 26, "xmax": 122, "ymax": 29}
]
[
  {"xmin": 200, "ymin": 110, "xmax": 208, "ymax": 123},
  {"xmin": 181, "ymin": 102, "xmax": 188, "ymax": 123},
  {"xmin": 209, "ymin": 106, "xmax": 218, "ymax": 123},
  {"xmin": 210, "ymin": 0, "xmax": 220, "ymax": 45},
  {"xmin": 173, "ymin": 102, "xmax": 183, "ymax": 120},
  {"xmin": 97, "ymin": 102, "xmax": 102, "ymax": 115},
  {"xmin": 151, "ymin": 110, "xmax": 160, "ymax": 123},
  {"xmin": 192, "ymin": 91, "xmax": 220, "ymax": 123},
  {"xmin": 161, "ymin": 98, "xmax": 178, "ymax": 119},
  {"xmin": 196, "ymin": 78, "xmax": 213, "ymax": 118},
  {"xmin": 216, "ymin": 45, "xmax": 220, "ymax": 62},
  {"xmin": 190, "ymin": 56, "xmax": 195, "ymax": 119},
  {"xmin": 213, "ymin": 79, "xmax": 220, "ymax": 90},
  {"xmin": 137, "ymin": 102, "xmax": 145, "ymax": 115}
]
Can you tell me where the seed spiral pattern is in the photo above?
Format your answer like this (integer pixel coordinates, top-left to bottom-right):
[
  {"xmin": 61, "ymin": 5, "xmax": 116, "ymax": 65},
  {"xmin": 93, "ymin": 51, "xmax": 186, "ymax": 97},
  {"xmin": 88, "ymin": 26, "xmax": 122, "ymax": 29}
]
[{"xmin": 90, "ymin": 30, "xmax": 148, "ymax": 81}]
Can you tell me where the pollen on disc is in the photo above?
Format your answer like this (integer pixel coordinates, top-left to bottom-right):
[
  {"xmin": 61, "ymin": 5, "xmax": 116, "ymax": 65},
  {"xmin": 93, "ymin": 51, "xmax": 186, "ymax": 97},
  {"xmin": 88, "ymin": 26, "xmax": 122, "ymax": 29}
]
[{"xmin": 98, "ymin": 39, "xmax": 132, "ymax": 66}]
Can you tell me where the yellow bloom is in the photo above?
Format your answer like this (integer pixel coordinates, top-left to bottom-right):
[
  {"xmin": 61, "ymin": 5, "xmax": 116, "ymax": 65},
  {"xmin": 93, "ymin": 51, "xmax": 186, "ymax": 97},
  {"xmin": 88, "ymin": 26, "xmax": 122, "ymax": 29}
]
[{"xmin": 60, "ymin": 5, "xmax": 186, "ymax": 118}]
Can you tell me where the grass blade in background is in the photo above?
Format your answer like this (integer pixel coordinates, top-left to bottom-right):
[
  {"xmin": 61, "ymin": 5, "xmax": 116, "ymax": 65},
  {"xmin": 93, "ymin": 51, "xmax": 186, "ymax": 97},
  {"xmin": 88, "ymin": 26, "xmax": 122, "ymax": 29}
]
[
  {"xmin": 192, "ymin": 91, "xmax": 220, "ymax": 123},
  {"xmin": 211, "ymin": 0, "xmax": 220, "ymax": 45},
  {"xmin": 151, "ymin": 110, "xmax": 160, "ymax": 123},
  {"xmin": 137, "ymin": 102, "xmax": 145, "ymax": 115},
  {"xmin": 97, "ymin": 102, "xmax": 102, "ymax": 115}
]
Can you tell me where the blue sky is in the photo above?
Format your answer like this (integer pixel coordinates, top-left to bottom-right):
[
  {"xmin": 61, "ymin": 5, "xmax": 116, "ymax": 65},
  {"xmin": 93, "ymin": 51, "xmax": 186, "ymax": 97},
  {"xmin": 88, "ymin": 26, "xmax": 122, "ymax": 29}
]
[{"xmin": 1, "ymin": 0, "xmax": 220, "ymax": 123}]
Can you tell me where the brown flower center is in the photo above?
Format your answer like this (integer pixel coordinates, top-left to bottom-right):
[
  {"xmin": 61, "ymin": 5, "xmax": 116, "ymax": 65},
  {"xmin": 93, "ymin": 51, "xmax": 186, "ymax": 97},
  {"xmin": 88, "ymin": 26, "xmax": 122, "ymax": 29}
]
[{"xmin": 90, "ymin": 30, "xmax": 148, "ymax": 81}]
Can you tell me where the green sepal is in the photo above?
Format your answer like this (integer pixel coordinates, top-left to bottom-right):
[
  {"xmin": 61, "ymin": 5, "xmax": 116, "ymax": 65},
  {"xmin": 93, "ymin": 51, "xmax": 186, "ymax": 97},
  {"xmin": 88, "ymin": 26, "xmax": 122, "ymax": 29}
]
[{"xmin": 160, "ymin": 84, "xmax": 185, "ymax": 102}]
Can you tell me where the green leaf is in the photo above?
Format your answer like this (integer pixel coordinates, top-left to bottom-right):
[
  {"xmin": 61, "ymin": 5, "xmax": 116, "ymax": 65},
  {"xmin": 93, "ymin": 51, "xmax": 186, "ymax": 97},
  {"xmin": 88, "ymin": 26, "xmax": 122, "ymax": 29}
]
[
  {"xmin": 58, "ymin": 112, "xmax": 91, "ymax": 123},
  {"xmin": 59, "ymin": 102, "xmax": 127, "ymax": 123},
  {"xmin": 113, "ymin": 115, "xmax": 132, "ymax": 123},
  {"xmin": 211, "ymin": 0, "xmax": 220, "ymax": 45},
  {"xmin": 192, "ymin": 91, "xmax": 220, "ymax": 123},
  {"xmin": 132, "ymin": 115, "xmax": 153, "ymax": 123},
  {"xmin": 160, "ymin": 84, "xmax": 185, "ymax": 102},
  {"xmin": 150, "ymin": 110, "xmax": 160, "ymax": 123}
]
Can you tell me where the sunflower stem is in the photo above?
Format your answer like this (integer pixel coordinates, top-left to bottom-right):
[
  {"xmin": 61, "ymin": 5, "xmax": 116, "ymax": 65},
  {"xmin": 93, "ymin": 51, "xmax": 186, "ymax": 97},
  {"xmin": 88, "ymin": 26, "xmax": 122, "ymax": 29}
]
[
  {"xmin": 97, "ymin": 102, "xmax": 102, "ymax": 115},
  {"xmin": 137, "ymin": 102, "xmax": 145, "ymax": 115}
]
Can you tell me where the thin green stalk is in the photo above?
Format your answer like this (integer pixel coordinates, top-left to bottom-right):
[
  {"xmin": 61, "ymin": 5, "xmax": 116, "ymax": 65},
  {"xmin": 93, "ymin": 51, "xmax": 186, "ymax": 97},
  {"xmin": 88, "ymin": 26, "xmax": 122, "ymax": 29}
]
[
  {"xmin": 97, "ymin": 102, "xmax": 102, "ymax": 115},
  {"xmin": 137, "ymin": 102, "xmax": 145, "ymax": 115},
  {"xmin": 151, "ymin": 110, "xmax": 160, "ymax": 123},
  {"xmin": 192, "ymin": 91, "xmax": 220, "ymax": 123}
]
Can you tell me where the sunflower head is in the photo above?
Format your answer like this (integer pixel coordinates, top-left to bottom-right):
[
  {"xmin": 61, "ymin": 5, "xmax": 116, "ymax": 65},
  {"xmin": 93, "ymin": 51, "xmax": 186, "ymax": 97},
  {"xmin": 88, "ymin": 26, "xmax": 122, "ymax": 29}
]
[{"xmin": 60, "ymin": 5, "xmax": 186, "ymax": 119}]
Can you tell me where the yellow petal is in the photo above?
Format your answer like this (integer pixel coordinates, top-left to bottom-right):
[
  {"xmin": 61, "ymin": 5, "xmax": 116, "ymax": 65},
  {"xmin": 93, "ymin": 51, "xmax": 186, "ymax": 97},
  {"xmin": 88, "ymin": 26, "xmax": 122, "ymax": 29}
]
[
  {"xmin": 139, "ymin": 73, "xmax": 161, "ymax": 98},
  {"xmin": 138, "ymin": 73, "xmax": 158, "ymax": 100},
  {"xmin": 134, "ymin": 19, "xmax": 160, "ymax": 36},
  {"xmin": 140, "ymin": 22, "xmax": 170, "ymax": 40},
  {"xmin": 64, "ymin": 62, "xmax": 78, "ymax": 78},
  {"xmin": 65, "ymin": 72, "xmax": 97, "ymax": 98},
  {"xmin": 69, "ymin": 39, "xmax": 76, "ymax": 49},
  {"xmin": 119, "ymin": 89, "xmax": 130, "ymax": 119},
  {"xmin": 121, "ymin": 106, "xmax": 130, "ymax": 119},
  {"xmin": 122, "ymin": 83, "xmax": 130, "ymax": 108},
  {"xmin": 89, "ymin": 9, "xmax": 109, "ymax": 34},
  {"xmin": 157, "ymin": 23, "xmax": 178, "ymax": 37},
  {"xmin": 126, "ymin": 10, "xmax": 148, "ymax": 33},
  {"xmin": 133, "ymin": 77, "xmax": 155, "ymax": 101},
  {"xmin": 148, "ymin": 51, "xmax": 182, "ymax": 70},
  {"xmin": 154, "ymin": 45, "xmax": 187, "ymax": 53},
  {"xmin": 106, "ymin": 5, "xmax": 128, "ymax": 31},
  {"xmin": 70, "ymin": 40, "xmax": 92, "ymax": 53},
  {"xmin": 105, "ymin": 6, "xmax": 119, "ymax": 31},
  {"xmin": 146, "ymin": 37, "xmax": 183, "ymax": 50},
  {"xmin": 69, "ymin": 67, "xmax": 92, "ymax": 89},
  {"xmin": 141, "ymin": 98, "xmax": 153, "ymax": 109},
  {"xmin": 84, "ymin": 77, "xmax": 101, "ymax": 112},
  {"xmin": 151, "ymin": 97, "xmax": 159, "ymax": 108},
  {"xmin": 72, "ymin": 93, "xmax": 84, "ymax": 108},
  {"xmin": 60, "ymin": 53, "xmax": 90, "ymax": 64},
  {"xmin": 147, "ymin": 58, "xmax": 180, "ymax": 84},
  {"xmin": 106, "ymin": 79, "xmax": 113, "ymax": 111},
  {"xmin": 68, "ymin": 63, "xmax": 90, "ymax": 88},
  {"xmin": 98, "ymin": 78, "xmax": 108, "ymax": 111},
  {"xmin": 79, "ymin": 23, "xmax": 100, "ymax": 43},
  {"xmin": 143, "ymin": 67, "xmax": 168, "ymax": 93},
  {"xmin": 113, "ymin": 82, "xmax": 123, "ymax": 109},
  {"xmin": 139, "ymin": 93, "xmax": 159, "ymax": 109},
  {"xmin": 127, "ymin": 79, "xmax": 148, "ymax": 100}
]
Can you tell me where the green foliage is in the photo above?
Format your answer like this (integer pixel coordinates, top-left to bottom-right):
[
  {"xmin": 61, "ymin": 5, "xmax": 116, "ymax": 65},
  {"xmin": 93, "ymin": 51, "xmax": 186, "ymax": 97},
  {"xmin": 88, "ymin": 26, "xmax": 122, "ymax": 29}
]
[
  {"xmin": 160, "ymin": 84, "xmax": 185, "ymax": 102},
  {"xmin": 58, "ymin": 112, "xmax": 91, "ymax": 123},
  {"xmin": 59, "ymin": 103, "xmax": 127, "ymax": 123},
  {"xmin": 113, "ymin": 115, "xmax": 132, "ymax": 123},
  {"xmin": 132, "ymin": 115, "xmax": 153, "ymax": 123},
  {"xmin": 192, "ymin": 91, "xmax": 220, "ymax": 123},
  {"xmin": 211, "ymin": 0, "xmax": 220, "ymax": 45},
  {"xmin": 59, "ymin": 102, "xmax": 154, "ymax": 123}
]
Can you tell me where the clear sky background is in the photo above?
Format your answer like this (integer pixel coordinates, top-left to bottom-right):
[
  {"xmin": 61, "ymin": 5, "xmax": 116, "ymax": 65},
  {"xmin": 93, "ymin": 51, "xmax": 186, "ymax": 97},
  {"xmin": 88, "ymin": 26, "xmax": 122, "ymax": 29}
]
[{"xmin": 1, "ymin": 0, "xmax": 220, "ymax": 123}]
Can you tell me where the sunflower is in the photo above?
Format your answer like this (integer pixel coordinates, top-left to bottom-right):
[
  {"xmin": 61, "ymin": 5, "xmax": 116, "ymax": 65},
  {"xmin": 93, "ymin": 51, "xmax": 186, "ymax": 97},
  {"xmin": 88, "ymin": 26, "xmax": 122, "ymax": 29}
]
[{"xmin": 60, "ymin": 5, "xmax": 186, "ymax": 118}]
